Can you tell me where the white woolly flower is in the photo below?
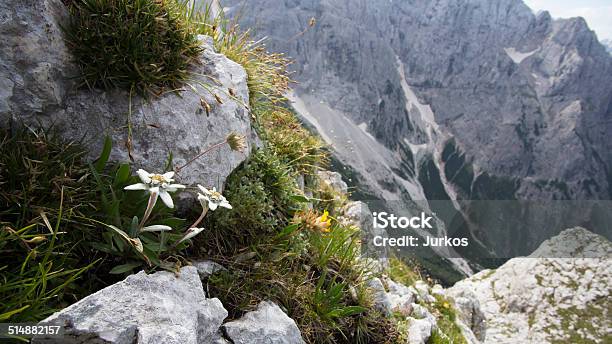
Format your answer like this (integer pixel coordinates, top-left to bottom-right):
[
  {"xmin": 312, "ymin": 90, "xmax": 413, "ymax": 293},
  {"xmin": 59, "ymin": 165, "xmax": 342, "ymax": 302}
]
[
  {"xmin": 177, "ymin": 227, "xmax": 205, "ymax": 245},
  {"xmin": 197, "ymin": 185, "xmax": 232, "ymax": 211},
  {"xmin": 124, "ymin": 169, "xmax": 185, "ymax": 208}
]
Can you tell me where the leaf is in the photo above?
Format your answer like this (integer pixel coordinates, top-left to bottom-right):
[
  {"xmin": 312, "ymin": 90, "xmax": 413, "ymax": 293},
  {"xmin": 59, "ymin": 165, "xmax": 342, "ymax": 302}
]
[
  {"xmin": 328, "ymin": 306, "xmax": 367, "ymax": 318},
  {"xmin": 94, "ymin": 136, "xmax": 112, "ymax": 172},
  {"xmin": 276, "ymin": 223, "xmax": 300, "ymax": 238},
  {"xmin": 129, "ymin": 216, "xmax": 139, "ymax": 237},
  {"xmin": 289, "ymin": 194, "xmax": 310, "ymax": 203},
  {"xmin": 0, "ymin": 305, "xmax": 30, "ymax": 321},
  {"xmin": 109, "ymin": 262, "xmax": 142, "ymax": 274},
  {"xmin": 114, "ymin": 163, "xmax": 131, "ymax": 186},
  {"xmin": 89, "ymin": 241, "xmax": 117, "ymax": 254}
]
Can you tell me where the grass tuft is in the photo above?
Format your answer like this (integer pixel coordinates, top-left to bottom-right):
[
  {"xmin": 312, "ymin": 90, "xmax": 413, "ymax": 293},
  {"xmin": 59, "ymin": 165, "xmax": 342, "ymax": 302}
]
[{"xmin": 64, "ymin": 0, "xmax": 202, "ymax": 95}]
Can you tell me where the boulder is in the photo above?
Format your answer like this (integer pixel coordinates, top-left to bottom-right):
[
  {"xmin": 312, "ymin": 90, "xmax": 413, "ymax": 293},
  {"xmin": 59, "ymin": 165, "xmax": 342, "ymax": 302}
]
[
  {"xmin": 445, "ymin": 288, "xmax": 486, "ymax": 342},
  {"xmin": 34, "ymin": 266, "xmax": 228, "ymax": 344},
  {"xmin": 413, "ymin": 280, "xmax": 436, "ymax": 303},
  {"xmin": 339, "ymin": 201, "xmax": 390, "ymax": 260},
  {"xmin": 0, "ymin": 0, "xmax": 254, "ymax": 196},
  {"xmin": 385, "ymin": 279, "xmax": 416, "ymax": 316},
  {"xmin": 223, "ymin": 301, "xmax": 305, "ymax": 344}
]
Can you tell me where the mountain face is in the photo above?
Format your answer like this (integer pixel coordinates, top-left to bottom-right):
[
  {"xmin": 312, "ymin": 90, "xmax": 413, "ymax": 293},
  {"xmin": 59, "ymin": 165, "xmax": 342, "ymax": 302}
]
[
  {"xmin": 223, "ymin": 0, "xmax": 612, "ymax": 258},
  {"xmin": 603, "ymin": 39, "xmax": 612, "ymax": 55}
]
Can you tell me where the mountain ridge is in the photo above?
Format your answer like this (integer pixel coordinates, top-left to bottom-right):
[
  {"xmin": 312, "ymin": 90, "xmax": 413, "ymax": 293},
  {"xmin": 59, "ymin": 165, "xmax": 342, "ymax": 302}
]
[{"xmin": 224, "ymin": 0, "xmax": 612, "ymax": 259}]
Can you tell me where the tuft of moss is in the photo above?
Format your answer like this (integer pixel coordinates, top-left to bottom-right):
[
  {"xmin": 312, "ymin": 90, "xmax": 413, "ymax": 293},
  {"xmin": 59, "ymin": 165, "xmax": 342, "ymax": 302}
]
[
  {"xmin": 197, "ymin": 148, "xmax": 301, "ymax": 255},
  {"xmin": 64, "ymin": 0, "xmax": 202, "ymax": 95}
]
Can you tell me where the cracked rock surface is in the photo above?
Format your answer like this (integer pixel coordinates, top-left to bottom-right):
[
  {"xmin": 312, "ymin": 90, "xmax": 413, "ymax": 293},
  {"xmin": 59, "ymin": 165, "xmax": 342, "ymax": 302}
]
[{"xmin": 34, "ymin": 266, "xmax": 228, "ymax": 344}]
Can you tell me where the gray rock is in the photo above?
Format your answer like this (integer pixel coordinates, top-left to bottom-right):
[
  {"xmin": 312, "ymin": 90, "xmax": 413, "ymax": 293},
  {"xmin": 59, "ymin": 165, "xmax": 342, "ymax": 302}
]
[
  {"xmin": 1, "ymin": 0, "xmax": 254, "ymax": 199},
  {"xmin": 447, "ymin": 227, "xmax": 612, "ymax": 343},
  {"xmin": 192, "ymin": 260, "xmax": 227, "ymax": 279},
  {"xmin": 316, "ymin": 170, "xmax": 348, "ymax": 194},
  {"xmin": 413, "ymin": 280, "xmax": 436, "ymax": 303},
  {"xmin": 385, "ymin": 279, "xmax": 416, "ymax": 316},
  {"xmin": 366, "ymin": 277, "xmax": 393, "ymax": 316},
  {"xmin": 410, "ymin": 303, "xmax": 437, "ymax": 330},
  {"xmin": 406, "ymin": 317, "xmax": 433, "ymax": 344},
  {"xmin": 339, "ymin": 201, "xmax": 389, "ymax": 259},
  {"xmin": 223, "ymin": 301, "xmax": 305, "ymax": 344},
  {"xmin": 34, "ymin": 266, "xmax": 228, "ymax": 344}
]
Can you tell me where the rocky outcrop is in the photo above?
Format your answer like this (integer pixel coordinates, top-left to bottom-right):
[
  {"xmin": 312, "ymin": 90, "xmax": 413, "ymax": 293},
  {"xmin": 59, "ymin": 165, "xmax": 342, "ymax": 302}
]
[
  {"xmin": 447, "ymin": 227, "xmax": 612, "ymax": 343},
  {"xmin": 223, "ymin": 301, "xmax": 305, "ymax": 344},
  {"xmin": 34, "ymin": 266, "xmax": 228, "ymax": 344},
  {"xmin": 0, "ymin": 0, "xmax": 254, "ymax": 193}
]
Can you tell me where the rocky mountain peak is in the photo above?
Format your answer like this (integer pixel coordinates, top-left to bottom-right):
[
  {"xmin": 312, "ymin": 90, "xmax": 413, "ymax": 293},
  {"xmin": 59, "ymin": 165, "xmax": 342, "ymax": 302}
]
[{"xmin": 447, "ymin": 227, "xmax": 611, "ymax": 343}]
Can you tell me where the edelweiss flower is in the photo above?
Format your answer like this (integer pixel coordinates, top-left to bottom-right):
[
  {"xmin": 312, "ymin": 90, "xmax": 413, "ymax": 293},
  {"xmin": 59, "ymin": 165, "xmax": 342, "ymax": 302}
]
[
  {"xmin": 197, "ymin": 185, "xmax": 232, "ymax": 211},
  {"xmin": 124, "ymin": 169, "xmax": 185, "ymax": 208},
  {"xmin": 177, "ymin": 227, "xmax": 205, "ymax": 245}
]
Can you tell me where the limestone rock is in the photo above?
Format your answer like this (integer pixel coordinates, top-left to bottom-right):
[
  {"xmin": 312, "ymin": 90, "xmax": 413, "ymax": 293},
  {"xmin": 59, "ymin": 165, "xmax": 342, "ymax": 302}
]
[
  {"xmin": 0, "ymin": 0, "xmax": 254, "ymax": 198},
  {"xmin": 366, "ymin": 277, "xmax": 393, "ymax": 316},
  {"xmin": 192, "ymin": 260, "xmax": 227, "ymax": 279},
  {"xmin": 413, "ymin": 280, "xmax": 436, "ymax": 303},
  {"xmin": 34, "ymin": 266, "xmax": 228, "ymax": 344},
  {"xmin": 223, "ymin": 301, "xmax": 305, "ymax": 344},
  {"xmin": 410, "ymin": 303, "xmax": 437, "ymax": 330},
  {"xmin": 406, "ymin": 317, "xmax": 433, "ymax": 344},
  {"xmin": 447, "ymin": 227, "xmax": 612, "ymax": 343}
]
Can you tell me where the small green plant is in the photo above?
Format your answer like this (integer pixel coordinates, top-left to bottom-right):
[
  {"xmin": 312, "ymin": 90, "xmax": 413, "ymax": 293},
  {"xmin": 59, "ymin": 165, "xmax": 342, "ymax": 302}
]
[
  {"xmin": 0, "ymin": 127, "xmax": 245, "ymax": 321},
  {"xmin": 198, "ymin": 148, "xmax": 302, "ymax": 255},
  {"xmin": 91, "ymin": 132, "xmax": 245, "ymax": 272},
  {"xmin": 64, "ymin": 0, "xmax": 202, "ymax": 95},
  {"xmin": 428, "ymin": 295, "xmax": 468, "ymax": 344}
]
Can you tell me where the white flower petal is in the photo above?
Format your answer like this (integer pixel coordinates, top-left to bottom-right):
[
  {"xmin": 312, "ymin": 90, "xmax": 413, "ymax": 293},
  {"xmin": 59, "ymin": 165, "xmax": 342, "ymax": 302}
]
[
  {"xmin": 136, "ymin": 169, "xmax": 151, "ymax": 184},
  {"xmin": 178, "ymin": 227, "xmax": 205, "ymax": 244},
  {"xmin": 162, "ymin": 171, "xmax": 175, "ymax": 181},
  {"xmin": 198, "ymin": 184, "xmax": 212, "ymax": 196},
  {"xmin": 141, "ymin": 225, "xmax": 173, "ymax": 232},
  {"xmin": 124, "ymin": 183, "xmax": 148, "ymax": 190},
  {"xmin": 158, "ymin": 189, "xmax": 174, "ymax": 208},
  {"xmin": 220, "ymin": 201, "xmax": 232, "ymax": 209},
  {"xmin": 165, "ymin": 183, "xmax": 186, "ymax": 192},
  {"xmin": 149, "ymin": 186, "xmax": 160, "ymax": 194},
  {"xmin": 209, "ymin": 202, "xmax": 218, "ymax": 211}
]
